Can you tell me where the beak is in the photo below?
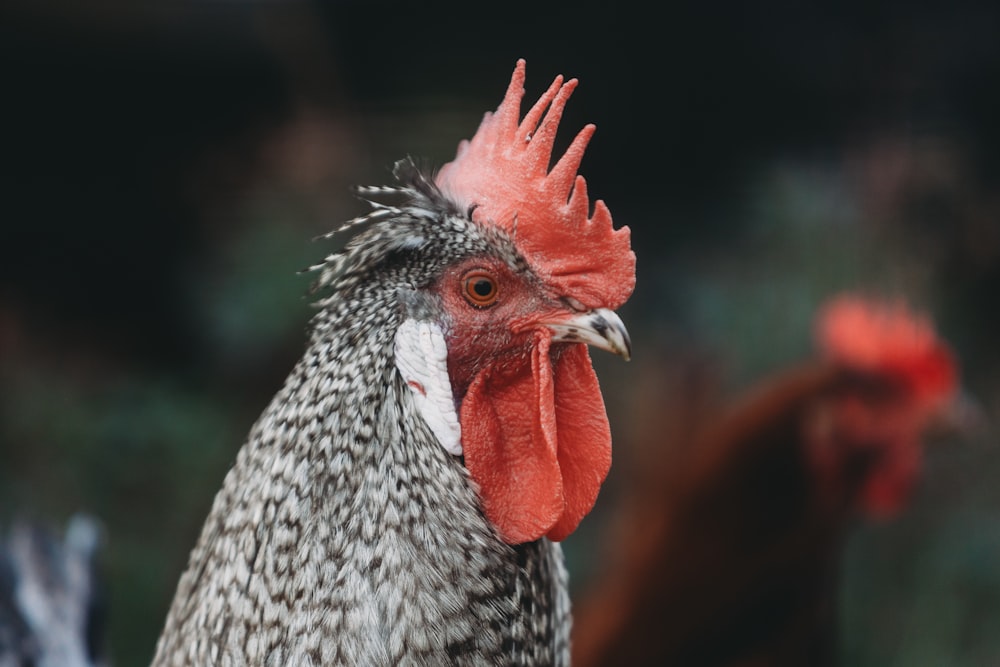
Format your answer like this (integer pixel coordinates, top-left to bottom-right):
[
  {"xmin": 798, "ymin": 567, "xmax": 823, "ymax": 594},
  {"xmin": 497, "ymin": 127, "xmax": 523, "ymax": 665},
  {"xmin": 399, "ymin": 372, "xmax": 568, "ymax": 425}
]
[{"xmin": 544, "ymin": 307, "xmax": 632, "ymax": 361}]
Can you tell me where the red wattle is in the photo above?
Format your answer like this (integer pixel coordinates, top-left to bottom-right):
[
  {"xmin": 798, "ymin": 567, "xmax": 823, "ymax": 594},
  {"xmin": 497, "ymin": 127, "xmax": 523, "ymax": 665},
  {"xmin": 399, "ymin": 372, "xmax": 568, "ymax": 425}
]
[
  {"xmin": 545, "ymin": 342, "xmax": 612, "ymax": 541},
  {"xmin": 459, "ymin": 332, "xmax": 612, "ymax": 544}
]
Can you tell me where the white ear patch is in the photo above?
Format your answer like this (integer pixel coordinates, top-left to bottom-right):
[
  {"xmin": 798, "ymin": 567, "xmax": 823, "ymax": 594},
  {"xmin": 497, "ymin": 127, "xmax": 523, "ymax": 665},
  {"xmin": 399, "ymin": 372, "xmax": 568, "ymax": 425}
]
[{"xmin": 394, "ymin": 318, "xmax": 462, "ymax": 456}]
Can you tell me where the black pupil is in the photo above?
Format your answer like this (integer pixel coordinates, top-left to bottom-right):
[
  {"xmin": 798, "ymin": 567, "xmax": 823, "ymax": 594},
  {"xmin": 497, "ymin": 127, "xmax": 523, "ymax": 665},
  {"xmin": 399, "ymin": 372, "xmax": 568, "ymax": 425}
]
[{"xmin": 472, "ymin": 279, "xmax": 494, "ymax": 298}]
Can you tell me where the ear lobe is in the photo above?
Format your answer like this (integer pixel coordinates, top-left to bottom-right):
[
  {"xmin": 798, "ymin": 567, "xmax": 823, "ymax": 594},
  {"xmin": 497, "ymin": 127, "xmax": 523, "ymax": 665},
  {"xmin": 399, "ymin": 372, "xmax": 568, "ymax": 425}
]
[{"xmin": 395, "ymin": 318, "xmax": 462, "ymax": 456}]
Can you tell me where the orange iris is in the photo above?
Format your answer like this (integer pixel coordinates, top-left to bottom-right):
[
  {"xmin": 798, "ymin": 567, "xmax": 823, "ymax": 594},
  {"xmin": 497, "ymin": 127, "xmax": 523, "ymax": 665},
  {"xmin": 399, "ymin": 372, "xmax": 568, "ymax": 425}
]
[{"xmin": 463, "ymin": 271, "xmax": 499, "ymax": 307}]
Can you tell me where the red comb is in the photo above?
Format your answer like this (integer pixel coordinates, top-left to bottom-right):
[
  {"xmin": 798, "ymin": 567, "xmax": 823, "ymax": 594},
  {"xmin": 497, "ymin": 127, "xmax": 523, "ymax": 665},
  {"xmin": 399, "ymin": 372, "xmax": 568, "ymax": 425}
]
[
  {"xmin": 816, "ymin": 294, "xmax": 957, "ymax": 407},
  {"xmin": 435, "ymin": 59, "xmax": 635, "ymax": 310}
]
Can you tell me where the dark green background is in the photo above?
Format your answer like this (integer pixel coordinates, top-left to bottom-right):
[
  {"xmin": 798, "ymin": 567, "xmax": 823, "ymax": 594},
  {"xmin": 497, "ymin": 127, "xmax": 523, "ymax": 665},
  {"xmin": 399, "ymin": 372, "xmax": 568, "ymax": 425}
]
[{"xmin": 2, "ymin": 1, "xmax": 999, "ymax": 664}]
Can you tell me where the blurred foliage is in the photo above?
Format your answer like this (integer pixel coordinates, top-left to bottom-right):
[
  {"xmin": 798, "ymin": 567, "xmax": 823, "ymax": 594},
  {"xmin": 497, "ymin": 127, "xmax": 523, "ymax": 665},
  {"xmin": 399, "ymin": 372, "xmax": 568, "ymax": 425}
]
[{"xmin": 2, "ymin": 0, "xmax": 999, "ymax": 665}]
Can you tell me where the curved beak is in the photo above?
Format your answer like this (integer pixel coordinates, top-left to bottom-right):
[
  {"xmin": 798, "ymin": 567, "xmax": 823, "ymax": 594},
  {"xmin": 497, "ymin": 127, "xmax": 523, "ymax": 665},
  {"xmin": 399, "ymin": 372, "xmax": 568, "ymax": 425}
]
[{"xmin": 544, "ymin": 307, "xmax": 632, "ymax": 361}]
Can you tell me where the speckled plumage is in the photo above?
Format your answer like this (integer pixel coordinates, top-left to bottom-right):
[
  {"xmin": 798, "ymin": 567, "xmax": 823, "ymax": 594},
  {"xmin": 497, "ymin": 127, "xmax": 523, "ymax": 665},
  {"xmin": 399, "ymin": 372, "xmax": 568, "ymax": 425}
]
[{"xmin": 151, "ymin": 161, "xmax": 572, "ymax": 666}]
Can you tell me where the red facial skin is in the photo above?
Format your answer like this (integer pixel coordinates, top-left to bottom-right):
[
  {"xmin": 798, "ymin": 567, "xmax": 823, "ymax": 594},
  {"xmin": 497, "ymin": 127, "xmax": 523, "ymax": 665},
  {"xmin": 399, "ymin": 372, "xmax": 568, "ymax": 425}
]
[{"xmin": 433, "ymin": 256, "xmax": 571, "ymax": 402}]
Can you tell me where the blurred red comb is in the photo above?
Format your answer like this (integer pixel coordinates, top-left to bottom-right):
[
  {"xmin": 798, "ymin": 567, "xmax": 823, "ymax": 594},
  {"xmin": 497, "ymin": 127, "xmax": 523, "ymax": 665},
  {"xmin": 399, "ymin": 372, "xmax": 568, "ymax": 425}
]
[{"xmin": 815, "ymin": 294, "xmax": 958, "ymax": 409}]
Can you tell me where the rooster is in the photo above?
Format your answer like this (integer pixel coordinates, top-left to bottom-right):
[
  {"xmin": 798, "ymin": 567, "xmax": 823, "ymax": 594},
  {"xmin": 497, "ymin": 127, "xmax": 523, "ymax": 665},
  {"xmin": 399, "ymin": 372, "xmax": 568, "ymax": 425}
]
[
  {"xmin": 151, "ymin": 59, "xmax": 635, "ymax": 665},
  {"xmin": 571, "ymin": 294, "xmax": 960, "ymax": 667}
]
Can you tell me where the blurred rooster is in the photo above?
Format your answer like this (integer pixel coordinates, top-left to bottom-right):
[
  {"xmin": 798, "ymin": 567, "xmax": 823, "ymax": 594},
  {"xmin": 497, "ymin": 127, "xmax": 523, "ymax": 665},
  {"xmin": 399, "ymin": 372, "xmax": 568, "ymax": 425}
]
[
  {"xmin": 572, "ymin": 294, "xmax": 959, "ymax": 667},
  {"xmin": 150, "ymin": 60, "xmax": 635, "ymax": 665}
]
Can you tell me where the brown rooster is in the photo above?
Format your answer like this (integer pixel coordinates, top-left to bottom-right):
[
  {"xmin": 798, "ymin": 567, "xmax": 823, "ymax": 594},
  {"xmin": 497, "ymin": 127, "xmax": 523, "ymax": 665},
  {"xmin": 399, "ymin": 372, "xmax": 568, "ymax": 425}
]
[{"xmin": 572, "ymin": 294, "xmax": 959, "ymax": 667}]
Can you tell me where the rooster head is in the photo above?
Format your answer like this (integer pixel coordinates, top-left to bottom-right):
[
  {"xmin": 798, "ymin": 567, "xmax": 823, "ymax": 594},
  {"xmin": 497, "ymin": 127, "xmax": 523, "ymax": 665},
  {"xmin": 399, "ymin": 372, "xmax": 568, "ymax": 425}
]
[
  {"xmin": 807, "ymin": 294, "xmax": 959, "ymax": 517},
  {"xmin": 426, "ymin": 59, "xmax": 634, "ymax": 543},
  {"xmin": 319, "ymin": 60, "xmax": 635, "ymax": 545}
]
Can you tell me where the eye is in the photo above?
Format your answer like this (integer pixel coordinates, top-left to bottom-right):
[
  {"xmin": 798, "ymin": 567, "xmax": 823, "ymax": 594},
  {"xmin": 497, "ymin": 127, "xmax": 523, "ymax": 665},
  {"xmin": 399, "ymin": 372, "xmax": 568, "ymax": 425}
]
[{"xmin": 462, "ymin": 270, "xmax": 499, "ymax": 308}]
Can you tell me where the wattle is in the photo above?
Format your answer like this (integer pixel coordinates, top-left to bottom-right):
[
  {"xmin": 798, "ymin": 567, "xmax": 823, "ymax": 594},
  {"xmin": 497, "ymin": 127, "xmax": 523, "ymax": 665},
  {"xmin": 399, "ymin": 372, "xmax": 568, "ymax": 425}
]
[{"xmin": 459, "ymin": 331, "xmax": 612, "ymax": 544}]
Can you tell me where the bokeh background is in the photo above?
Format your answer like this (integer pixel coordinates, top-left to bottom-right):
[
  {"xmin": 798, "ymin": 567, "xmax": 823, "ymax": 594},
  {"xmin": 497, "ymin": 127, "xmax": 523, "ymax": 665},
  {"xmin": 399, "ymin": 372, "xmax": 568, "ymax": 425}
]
[{"xmin": 2, "ymin": 1, "xmax": 999, "ymax": 664}]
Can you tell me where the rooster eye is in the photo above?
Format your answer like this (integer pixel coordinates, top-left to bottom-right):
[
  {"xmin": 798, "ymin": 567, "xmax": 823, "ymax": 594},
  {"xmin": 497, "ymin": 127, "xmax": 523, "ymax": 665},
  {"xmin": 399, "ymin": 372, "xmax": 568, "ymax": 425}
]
[{"xmin": 462, "ymin": 271, "xmax": 499, "ymax": 308}]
